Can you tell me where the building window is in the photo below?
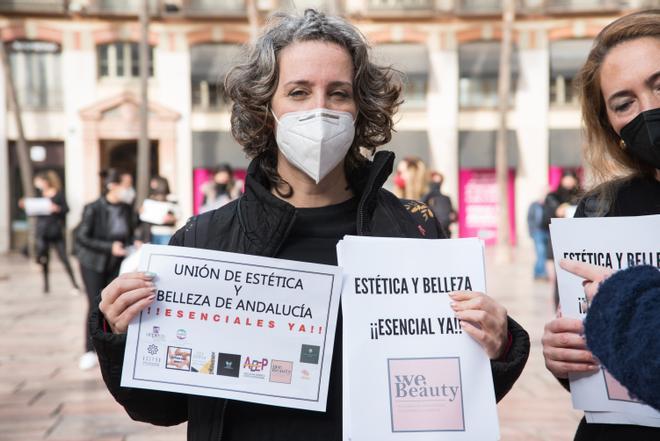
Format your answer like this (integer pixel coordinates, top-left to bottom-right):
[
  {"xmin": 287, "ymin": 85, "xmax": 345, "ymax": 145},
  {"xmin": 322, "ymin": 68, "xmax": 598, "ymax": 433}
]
[
  {"xmin": 368, "ymin": 0, "xmax": 434, "ymax": 11},
  {"xmin": 7, "ymin": 40, "xmax": 62, "ymax": 110},
  {"xmin": 457, "ymin": 0, "xmax": 502, "ymax": 14},
  {"xmin": 190, "ymin": 44, "xmax": 241, "ymax": 111},
  {"xmin": 97, "ymin": 42, "xmax": 154, "ymax": 78},
  {"xmin": 549, "ymin": 39, "xmax": 591, "ymax": 106},
  {"xmin": 372, "ymin": 43, "xmax": 429, "ymax": 108},
  {"xmin": 459, "ymin": 41, "xmax": 518, "ymax": 109}
]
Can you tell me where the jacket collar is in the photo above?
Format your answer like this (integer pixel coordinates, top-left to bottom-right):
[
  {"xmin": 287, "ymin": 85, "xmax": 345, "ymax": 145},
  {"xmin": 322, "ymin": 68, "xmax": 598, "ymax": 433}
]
[{"xmin": 236, "ymin": 151, "xmax": 395, "ymax": 256}]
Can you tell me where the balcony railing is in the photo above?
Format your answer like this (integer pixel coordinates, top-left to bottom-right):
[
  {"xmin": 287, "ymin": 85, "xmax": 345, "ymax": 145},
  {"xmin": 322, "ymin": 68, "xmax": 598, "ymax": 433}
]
[
  {"xmin": 84, "ymin": 0, "xmax": 245, "ymax": 17},
  {"xmin": 0, "ymin": 0, "xmax": 69, "ymax": 14},
  {"xmin": 84, "ymin": 0, "xmax": 164, "ymax": 15},
  {"xmin": 367, "ymin": 0, "xmax": 436, "ymax": 11},
  {"xmin": 174, "ymin": 0, "xmax": 246, "ymax": 16},
  {"xmin": 456, "ymin": 0, "xmax": 502, "ymax": 14},
  {"xmin": 544, "ymin": 0, "xmax": 624, "ymax": 13}
]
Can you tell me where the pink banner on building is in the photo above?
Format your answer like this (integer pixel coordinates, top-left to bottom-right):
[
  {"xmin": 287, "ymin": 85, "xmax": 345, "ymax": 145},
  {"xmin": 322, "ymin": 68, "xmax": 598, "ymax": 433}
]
[{"xmin": 458, "ymin": 169, "xmax": 516, "ymax": 246}]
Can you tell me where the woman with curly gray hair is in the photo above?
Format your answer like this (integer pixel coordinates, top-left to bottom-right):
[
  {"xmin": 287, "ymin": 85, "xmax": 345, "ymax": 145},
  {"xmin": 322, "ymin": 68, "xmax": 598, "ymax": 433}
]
[{"xmin": 91, "ymin": 9, "xmax": 529, "ymax": 440}]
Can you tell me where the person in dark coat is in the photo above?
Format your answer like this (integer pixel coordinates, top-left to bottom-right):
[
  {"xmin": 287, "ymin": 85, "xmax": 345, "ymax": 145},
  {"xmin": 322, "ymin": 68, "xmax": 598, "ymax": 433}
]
[
  {"xmin": 89, "ymin": 9, "xmax": 530, "ymax": 441},
  {"xmin": 422, "ymin": 171, "xmax": 457, "ymax": 237},
  {"xmin": 527, "ymin": 195, "xmax": 549, "ymax": 280},
  {"xmin": 542, "ymin": 9, "xmax": 660, "ymax": 440},
  {"xmin": 137, "ymin": 175, "xmax": 180, "ymax": 245},
  {"xmin": 21, "ymin": 170, "xmax": 79, "ymax": 294},
  {"xmin": 75, "ymin": 168, "xmax": 137, "ymax": 370}
]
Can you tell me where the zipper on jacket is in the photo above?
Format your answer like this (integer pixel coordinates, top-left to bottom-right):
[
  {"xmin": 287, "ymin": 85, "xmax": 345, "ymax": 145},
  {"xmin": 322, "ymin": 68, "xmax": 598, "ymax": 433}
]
[
  {"xmin": 271, "ymin": 211, "xmax": 297, "ymax": 257},
  {"xmin": 217, "ymin": 400, "xmax": 228, "ymax": 441}
]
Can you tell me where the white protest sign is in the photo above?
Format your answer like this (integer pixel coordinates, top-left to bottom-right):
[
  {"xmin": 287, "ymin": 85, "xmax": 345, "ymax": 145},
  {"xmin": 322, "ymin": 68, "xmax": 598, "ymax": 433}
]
[
  {"xmin": 550, "ymin": 214, "xmax": 660, "ymax": 423},
  {"xmin": 121, "ymin": 244, "xmax": 342, "ymax": 412},
  {"xmin": 139, "ymin": 199, "xmax": 172, "ymax": 225},
  {"xmin": 338, "ymin": 236, "xmax": 499, "ymax": 441},
  {"xmin": 24, "ymin": 197, "xmax": 52, "ymax": 216},
  {"xmin": 119, "ymin": 246, "xmax": 141, "ymax": 275},
  {"xmin": 586, "ymin": 411, "xmax": 660, "ymax": 427}
]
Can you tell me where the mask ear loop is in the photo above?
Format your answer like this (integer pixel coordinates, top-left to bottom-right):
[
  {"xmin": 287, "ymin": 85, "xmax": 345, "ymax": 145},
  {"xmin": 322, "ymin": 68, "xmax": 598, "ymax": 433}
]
[{"xmin": 268, "ymin": 105, "xmax": 281, "ymax": 125}]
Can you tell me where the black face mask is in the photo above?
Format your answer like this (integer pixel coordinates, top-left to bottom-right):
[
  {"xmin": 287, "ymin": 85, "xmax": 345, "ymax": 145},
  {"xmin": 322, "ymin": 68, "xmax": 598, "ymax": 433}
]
[
  {"xmin": 215, "ymin": 183, "xmax": 229, "ymax": 195},
  {"xmin": 620, "ymin": 107, "xmax": 660, "ymax": 169}
]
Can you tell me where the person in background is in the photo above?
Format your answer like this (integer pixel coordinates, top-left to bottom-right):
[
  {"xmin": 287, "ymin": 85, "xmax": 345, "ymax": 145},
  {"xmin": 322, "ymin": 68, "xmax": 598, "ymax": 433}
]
[
  {"xmin": 542, "ymin": 170, "xmax": 581, "ymax": 302},
  {"xmin": 20, "ymin": 170, "xmax": 80, "ymax": 294},
  {"xmin": 74, "ymin": 168, "xmax": 137, "ymax": 370},
  {"xmin": 200, "ymin": 163, "xmax": 243, "ymax": 212},
  {"xmin": 392, "ymin": 157, "xmax": 427, "ymax": 202},
  {"xmin": 544, "ymin": 170, "xmax": 581, "ymax": 224},
  {"xmin": 527, "ymin": 191, "xmax": 549, "ymax": 281},
  {"xmin": 138, "ymin": 176, "xmax": 180, "ymax": 245},
  {"xmin": 422, "ymin": 171, "xmax": 457, "ymax": 237},
  {"xmin": 542, "ymin": 9, "xmax": 660, "ymax": 440}
]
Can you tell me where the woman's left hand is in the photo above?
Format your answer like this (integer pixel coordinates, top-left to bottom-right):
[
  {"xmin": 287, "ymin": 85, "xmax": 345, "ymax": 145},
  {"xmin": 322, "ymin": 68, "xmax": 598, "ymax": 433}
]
[
  {"xmin": 559, "ymin": 259, "xmax": 613, "ymax": 302},
  {"xmin": 450, "ymin": 291, "xmax": 508, "ymax": 359}
]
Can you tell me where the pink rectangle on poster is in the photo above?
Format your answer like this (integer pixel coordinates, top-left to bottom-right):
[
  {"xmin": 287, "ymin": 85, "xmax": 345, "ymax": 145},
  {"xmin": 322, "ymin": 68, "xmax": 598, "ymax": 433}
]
[
  {"xmin": 388, "ymin": 357, "xmax": 465, "ymax": 432},
  {"xmin": 603, "ymin": 370, "xmax": 639, "ymax": 403}
]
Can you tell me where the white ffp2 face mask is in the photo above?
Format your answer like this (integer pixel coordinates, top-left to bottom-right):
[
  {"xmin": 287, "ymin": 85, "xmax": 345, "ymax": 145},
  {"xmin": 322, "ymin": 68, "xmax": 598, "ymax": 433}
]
[{"xmin": 273, "ymin": 108, "xmax": 355, "ymax": 184}]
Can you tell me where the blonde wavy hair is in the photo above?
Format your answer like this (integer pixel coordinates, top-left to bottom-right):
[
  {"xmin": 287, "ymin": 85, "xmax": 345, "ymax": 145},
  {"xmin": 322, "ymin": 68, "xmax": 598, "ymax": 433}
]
[
  {"xmin": 576, "ymin": 9, "xmax": 660, "ymax": 211},
  {"xmin": 35, "ymin": 170, "xmax": 62, "ymax": 192},
  {"xmin": 393, "ymin": 157, "xmax": 427, "ymax": 201}
]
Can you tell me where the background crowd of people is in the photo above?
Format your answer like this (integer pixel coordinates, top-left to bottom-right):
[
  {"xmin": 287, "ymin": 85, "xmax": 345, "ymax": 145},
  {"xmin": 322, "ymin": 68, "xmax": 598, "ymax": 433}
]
[{"xmin": 18, "ymin": 163, "xmax": 243, "ymax": 370}]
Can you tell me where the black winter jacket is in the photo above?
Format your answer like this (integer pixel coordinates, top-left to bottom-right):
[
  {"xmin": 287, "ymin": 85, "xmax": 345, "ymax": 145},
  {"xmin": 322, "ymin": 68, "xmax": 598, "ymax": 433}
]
[
  {"xmin": 35, "ymin": 191, "xmax": 68, "ymax": 240},
  {"xmin": 75, "ymin": 197, "xmax": 135, "ymax": 273},
  {"xmin": 91, "ymin": 151, "xmax": 530, "ymax": 441}
]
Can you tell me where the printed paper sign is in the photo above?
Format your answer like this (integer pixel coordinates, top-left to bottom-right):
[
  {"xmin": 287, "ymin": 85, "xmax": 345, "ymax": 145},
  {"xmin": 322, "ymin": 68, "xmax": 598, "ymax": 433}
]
[
  {"xmin": 339, "ymin": 236, "xmax": 499, "ymax": 441},
  {"xmin": 550, "ymin": 215, "xmax": 660, "ymax": 424},
  {"xmin": 121, "ymin": 244, "xmax": 342, "ymax": 412},
  {"xmin": 24, "ymin": 197, "xmax": 52, "ymax": 216},
  {"xmin": 139, "ymin": 199, "xmax": 173, "ymax": 225}
]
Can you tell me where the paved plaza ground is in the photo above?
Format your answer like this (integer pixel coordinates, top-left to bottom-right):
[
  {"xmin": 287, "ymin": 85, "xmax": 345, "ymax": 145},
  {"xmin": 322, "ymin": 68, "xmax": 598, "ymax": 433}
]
[{"xmin": 0, "ymin": 246, "xmax": 581, "ymax": 440}]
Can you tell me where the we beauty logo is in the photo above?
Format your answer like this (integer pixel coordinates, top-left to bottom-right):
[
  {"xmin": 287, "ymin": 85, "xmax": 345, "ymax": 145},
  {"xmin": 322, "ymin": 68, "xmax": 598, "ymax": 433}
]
[{"xmin": 388, "ymin": 357, "xmax": 465, "ymax": 432}]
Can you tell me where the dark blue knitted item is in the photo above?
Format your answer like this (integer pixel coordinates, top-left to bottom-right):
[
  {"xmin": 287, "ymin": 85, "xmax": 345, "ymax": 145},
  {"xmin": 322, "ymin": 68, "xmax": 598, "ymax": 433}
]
[{"xmin": 584, "ymin": 265, "xmax": 660, "ymax": 411}]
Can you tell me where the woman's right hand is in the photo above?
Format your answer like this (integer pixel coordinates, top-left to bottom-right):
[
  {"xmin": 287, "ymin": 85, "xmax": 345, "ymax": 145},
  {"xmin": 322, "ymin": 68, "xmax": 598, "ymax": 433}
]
[
  {"xmin": 542, "ymin": 317, "xmax": 600, "ymax": 379},
  {"xmin": 99, "ymin": 272, "xmax": 157, "ymax": 334},
  {"xmin": 111, "ymin": 241, "xmax": 127, "ymax": 257}
]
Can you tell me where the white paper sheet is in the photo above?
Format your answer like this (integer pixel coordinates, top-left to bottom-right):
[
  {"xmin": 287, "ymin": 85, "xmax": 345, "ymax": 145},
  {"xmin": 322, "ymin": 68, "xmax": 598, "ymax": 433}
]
[
  {"xmin": 139, "ymin": 199, "xmax": 173, "ymax": 225},
  {"xmin": 585, "ymin": 411, "xmax": 660, "ymax": 426},
  {"xmin": 121, "ymin": 244, "xmax": 342, "ymax": 412},
  {"xmin": 550, "ymin": 215, "xmax": 660, "ymax": 425},
  {"xmin": 119, "ymin": 246, "xmax": 141, "ymax": 275},
  {"xmin": 24, "ymin": 197, "xmax": 52, "ymax": 216},
  {"xmin": 339, "ymin": 236, "xmax": 499, "ymax": 440}
]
